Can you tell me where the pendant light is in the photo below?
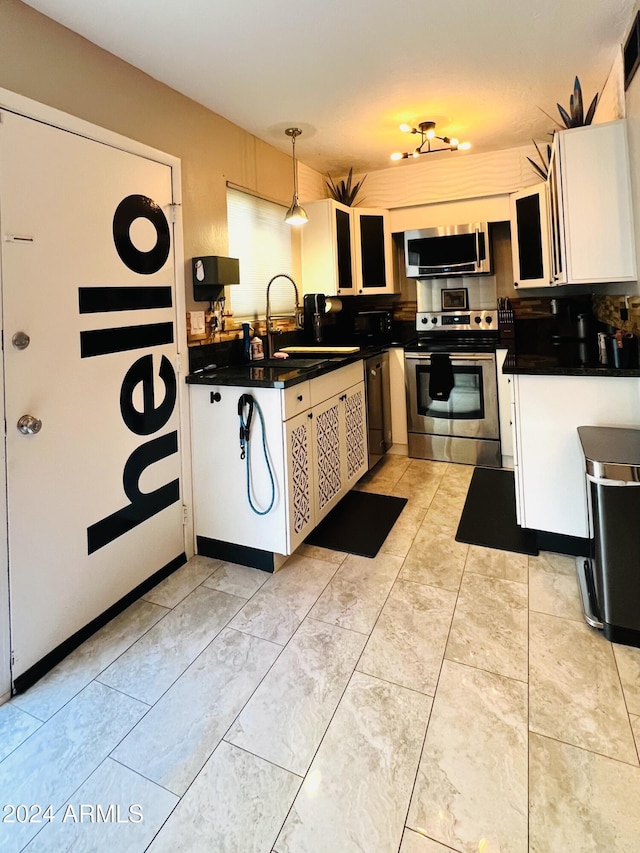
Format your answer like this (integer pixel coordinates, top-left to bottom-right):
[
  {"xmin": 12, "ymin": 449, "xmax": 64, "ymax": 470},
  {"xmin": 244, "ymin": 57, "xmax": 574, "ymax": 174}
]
[{"xmin": 284, "ymin": 127, "xmax": 308, "ymax": 226}]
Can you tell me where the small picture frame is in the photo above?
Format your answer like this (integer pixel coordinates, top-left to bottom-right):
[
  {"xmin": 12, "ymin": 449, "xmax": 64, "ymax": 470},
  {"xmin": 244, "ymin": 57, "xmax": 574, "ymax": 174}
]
[{"xmin": 441, "ymin": 288, "xmax": 469, "ymax": 311}]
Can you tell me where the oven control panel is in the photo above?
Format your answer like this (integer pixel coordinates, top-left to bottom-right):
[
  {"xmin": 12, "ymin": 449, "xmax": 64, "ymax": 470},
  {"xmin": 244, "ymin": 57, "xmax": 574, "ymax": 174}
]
[{"xmin": 416, "ymin": 310, "xmax": 497, "ymax": 331}]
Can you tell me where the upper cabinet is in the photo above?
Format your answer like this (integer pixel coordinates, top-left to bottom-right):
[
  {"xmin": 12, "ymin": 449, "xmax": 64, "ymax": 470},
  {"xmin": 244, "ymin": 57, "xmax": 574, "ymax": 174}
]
[
  {"xmin": 510, "ymin": 120, "xmax": 637, "ymax": 287},
  {"xmin": 302, "ymin": 199, "xmax": 396, "ymax": 296},
  {"xmin": 510, "ymin": 183, "xmax": 551, "ymax": 289}
]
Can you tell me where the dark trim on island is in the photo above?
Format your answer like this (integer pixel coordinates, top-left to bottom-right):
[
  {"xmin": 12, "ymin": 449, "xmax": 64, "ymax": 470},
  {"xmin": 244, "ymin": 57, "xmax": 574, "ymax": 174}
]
[{"xmin": 196, "ymin": 535, "xmax": 276, "ymax": 573}]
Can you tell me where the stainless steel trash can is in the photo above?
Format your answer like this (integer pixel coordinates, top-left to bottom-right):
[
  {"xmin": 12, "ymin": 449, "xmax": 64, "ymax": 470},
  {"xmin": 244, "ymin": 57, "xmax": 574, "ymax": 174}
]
[{"xmin": 577, "ymin": 426, "xmax": 640, "ymax": 648}]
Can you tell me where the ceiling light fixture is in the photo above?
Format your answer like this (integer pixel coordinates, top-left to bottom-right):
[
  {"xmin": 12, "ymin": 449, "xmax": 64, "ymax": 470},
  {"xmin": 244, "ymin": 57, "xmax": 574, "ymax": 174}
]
[
  {"xmin": 391, "ymin": 121, "xmax": 471, "ymax": 161},
  {"xmin": 284, "ymin": 127, "xmax": 308, "ymax": 226}
]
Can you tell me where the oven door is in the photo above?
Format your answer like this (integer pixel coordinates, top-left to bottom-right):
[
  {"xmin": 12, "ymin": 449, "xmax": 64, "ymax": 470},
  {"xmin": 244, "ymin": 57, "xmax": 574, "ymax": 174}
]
[{"xmin": 405, "ymin": 352, "xmax": 499, "ymax": 440}]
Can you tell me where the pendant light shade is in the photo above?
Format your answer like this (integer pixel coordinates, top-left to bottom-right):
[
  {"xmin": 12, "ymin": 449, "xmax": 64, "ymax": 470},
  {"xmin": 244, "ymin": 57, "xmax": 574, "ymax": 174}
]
[{"xmin": 284, "ymin": 127, "xmax": 307, "ymax": 226}]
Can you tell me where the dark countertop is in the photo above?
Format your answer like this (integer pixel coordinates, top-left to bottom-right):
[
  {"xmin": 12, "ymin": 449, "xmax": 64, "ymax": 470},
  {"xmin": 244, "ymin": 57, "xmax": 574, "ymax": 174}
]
[
  {"xmin": 502, "ymin": 350, "xmax": 640, "ymax": 377},
  {"xmin": 186, "ymin": 352, "xmax": 364, "ymax": 389}
]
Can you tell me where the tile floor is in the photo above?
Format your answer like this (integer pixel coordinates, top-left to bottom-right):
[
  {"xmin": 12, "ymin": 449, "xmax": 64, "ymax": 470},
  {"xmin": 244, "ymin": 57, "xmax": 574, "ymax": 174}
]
[{"xmin": 1, "ymin": 455, "xmax": 640, "ymax": 851}]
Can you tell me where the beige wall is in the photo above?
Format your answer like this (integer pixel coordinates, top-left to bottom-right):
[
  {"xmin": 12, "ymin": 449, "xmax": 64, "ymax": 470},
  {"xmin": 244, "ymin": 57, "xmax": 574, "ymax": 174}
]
[{"xmin": 0, "ymin": 0, "xmax": 325, "ymax": 311}]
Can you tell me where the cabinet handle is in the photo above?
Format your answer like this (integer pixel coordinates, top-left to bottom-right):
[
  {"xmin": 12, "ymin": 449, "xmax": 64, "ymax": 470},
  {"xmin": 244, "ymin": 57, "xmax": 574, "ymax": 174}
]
[
  {"xmin": 297, "ymin": 394, "xmax": 303, "ymax": 402},
  {"xmin": 339, "ymin": 393, "xmax": 347, "ymax": 402},
  {"xmin": 307, "ymin": 412, "xmax": 313, "ymax": 419},
  {"xmin": 513, "ymin": 281, "xmax": 519, "ymax": 288},
  {"xmin": 210, "ymin": 392, "xmax": 221, "ymax": 403}
]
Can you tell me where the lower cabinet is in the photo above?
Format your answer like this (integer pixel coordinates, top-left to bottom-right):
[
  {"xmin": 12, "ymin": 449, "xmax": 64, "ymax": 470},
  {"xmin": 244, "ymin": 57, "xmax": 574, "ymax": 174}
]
[
  {"xmin": 284, "ymin": 372, "xmax": 367, "ymax": 553},
  {"xmin": 191, "ymin": 361, "xmax": 367, "ymax": 557},
  {"xmin": 511, "ymin": 373, "xmax": 640, "ymax": 538}
]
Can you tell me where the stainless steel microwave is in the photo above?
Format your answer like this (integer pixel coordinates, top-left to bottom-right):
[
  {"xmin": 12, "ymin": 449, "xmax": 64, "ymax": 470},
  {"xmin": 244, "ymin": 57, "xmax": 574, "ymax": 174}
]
[{"xmin": 404, "ymin": 223, "xmax": 491, "ymax": 278}]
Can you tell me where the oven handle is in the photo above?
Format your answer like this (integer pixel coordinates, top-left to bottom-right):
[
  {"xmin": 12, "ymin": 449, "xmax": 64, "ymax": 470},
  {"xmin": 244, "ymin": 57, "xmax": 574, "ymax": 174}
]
[{"xmin": 405, "ymin": 352, "xmax": 496, "ymax": 362}]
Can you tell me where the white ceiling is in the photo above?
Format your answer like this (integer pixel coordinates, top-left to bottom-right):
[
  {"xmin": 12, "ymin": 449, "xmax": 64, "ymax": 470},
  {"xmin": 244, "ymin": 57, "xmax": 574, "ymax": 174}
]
[{"xmin": 23, "ymin": 0, "xmax": 637, "ymax": 176}]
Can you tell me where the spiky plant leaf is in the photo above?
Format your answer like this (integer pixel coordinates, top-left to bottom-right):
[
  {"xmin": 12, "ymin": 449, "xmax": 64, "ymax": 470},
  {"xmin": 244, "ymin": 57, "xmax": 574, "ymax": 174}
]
[
  {"xmin": 326, "ymin": 168, "xmax": 367, "ymax": 205},
  {"xmin": 557, "ymin": 102, "xmax": 573, "ymax": 129},
  {"xmin": 585, "ymin": 93, "xmax": 599, "ymax": 125},
  {"xmin": 527, "ymin": 157, "xmax": 548, "ymax": 180},
  {"xmin": 572, "ymin": 77, "xmax": 584, "ymax": 126}
]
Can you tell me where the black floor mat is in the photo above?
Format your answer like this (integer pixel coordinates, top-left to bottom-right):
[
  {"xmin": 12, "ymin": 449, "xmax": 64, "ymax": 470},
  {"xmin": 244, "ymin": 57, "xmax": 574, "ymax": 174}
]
[
  {"xmin": 455, "ymin": 467, "xmax": 538, "ymax": 556},
  {"xmin": 305, "ymin": 490, "xmax": 408, "ymax": 558}
]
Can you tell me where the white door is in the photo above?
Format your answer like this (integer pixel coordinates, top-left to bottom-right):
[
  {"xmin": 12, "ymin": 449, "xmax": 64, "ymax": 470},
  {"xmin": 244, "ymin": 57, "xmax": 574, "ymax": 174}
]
[{"xmin": 0, "ymin": 111, "xmax": 185, "ymax": 683}]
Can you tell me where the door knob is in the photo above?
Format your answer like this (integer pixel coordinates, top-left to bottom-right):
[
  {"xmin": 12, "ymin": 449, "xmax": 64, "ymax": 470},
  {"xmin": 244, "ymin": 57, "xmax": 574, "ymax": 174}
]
[
  {"xmin": 12, "ymin": 331, "xmax": 30, "ymax": 350},
  {"xmin": 17, "ymin": 414, "xmax": 42, "ymax": 435}
]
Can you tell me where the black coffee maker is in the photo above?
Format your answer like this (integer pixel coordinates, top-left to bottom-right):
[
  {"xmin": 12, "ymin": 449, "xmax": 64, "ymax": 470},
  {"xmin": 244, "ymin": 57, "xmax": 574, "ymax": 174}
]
[{"xmin": 549, "ymin": 297, "xmax": 598, "ymax": 365}]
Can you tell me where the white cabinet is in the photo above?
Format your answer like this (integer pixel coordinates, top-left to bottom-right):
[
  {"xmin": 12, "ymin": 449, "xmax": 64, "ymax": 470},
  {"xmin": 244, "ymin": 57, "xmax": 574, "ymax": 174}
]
[
  {"xmin": 190, "ymin": 361, "xmax": 367, "ymax": 558},
  {"xmin": 548, "ymin": 120, "xmax": 636, "ymax": 284},
  {"xmin": 510, "ymin": 183, "xmax": 551, "ymax": 289},
  {"xmin": 511, "ymin": 373, "xmax": 640, "ymax": 538},
  {"xmin": 302, "ymin": 199, "xmax": 396, "ymax": 296},
  {"xmin": 496, "ymin": 349, "xmax": 514, "ymax": 467}
]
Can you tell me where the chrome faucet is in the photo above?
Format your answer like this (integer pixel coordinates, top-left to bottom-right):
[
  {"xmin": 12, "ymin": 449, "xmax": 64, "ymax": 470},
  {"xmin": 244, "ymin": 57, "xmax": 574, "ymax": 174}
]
[{"xmin": 265, "ymin": 273, "xmax": 302, "ymax": 356}]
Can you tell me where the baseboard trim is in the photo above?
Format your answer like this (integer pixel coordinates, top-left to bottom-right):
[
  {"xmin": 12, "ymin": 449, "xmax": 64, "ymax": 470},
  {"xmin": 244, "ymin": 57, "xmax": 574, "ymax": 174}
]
[
  {"xmin": 12, "ymin": 552, "xmax": 187, "ymax": 696},
  {"xmin": 196, "ymin": 536, "xmax": 275, "ymax": 573}
]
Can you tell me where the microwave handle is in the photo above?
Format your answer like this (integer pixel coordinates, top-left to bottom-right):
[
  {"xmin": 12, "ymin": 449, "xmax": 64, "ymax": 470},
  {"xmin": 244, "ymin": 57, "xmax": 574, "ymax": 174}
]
[{"xmin": 475, "ymin": 228, "xmax": 480, "ymax": 264}]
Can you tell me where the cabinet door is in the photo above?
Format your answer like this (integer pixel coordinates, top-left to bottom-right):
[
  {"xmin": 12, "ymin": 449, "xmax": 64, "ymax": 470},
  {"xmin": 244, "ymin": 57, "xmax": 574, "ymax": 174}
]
[
  {"xmin": 556, "ymin": 121, "xmax": 637, "ymax": 284},
  {"xmin": 341, "ymin": 381, "xmax": 368, "ymax": 490},
  {"xmin": 352, "ymin": 208, "xmax": 396, "ymax": 294},
  {"xmin": 335, "ymin": 205, "xmax": 355, "ymax": 294},
  {"xmin": 510, "ymin": 184, "xmax": 551, "ymax": 289},
  {"xmin": 311, "ymin": 393, "xmax": 343, "ymax": 521},
  {"xmin": 548, "ymin": 144, "xmax": 565, "ymax": 284},
  {"xmin": 284, "ymin": 409, "xmax": 315, "ymax": 552}
]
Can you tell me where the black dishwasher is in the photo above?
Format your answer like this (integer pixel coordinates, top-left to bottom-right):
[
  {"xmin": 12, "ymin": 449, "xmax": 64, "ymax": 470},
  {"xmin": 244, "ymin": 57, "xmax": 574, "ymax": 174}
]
[{"xmin": 365, "ymin": 351, "xmax": 392, "ymax": 469}]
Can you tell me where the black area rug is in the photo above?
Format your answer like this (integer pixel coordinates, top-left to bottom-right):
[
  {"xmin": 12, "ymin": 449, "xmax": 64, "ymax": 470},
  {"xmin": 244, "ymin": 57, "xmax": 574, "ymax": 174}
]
[
  {"xmin": 305, "ymin": 490, "xmax": 408, "ymax": 558},
  {"xmin": 455, "ymin": 467, "xmax": 538, "ymax": 556}
]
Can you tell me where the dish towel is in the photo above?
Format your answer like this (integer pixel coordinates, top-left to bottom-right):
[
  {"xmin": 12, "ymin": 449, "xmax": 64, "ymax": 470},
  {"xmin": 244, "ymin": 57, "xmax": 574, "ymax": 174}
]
[{"xmin": 429, "ymin": 353, "xmax": 455, "ymax": 401}]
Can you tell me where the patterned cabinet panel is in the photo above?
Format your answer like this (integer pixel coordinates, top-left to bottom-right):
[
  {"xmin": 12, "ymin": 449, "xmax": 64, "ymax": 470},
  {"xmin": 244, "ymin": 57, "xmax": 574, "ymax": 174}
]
[
  {"xmin": 312, "ymin": 394, "xmax": 343, "ymax": 523},
  {"xmin": 342, "ymin": 381, "xmax": 368, "ymax": 489},
  {"xmin": 284, "ymin": 410, "xmax": 314, "ymax": 553}
]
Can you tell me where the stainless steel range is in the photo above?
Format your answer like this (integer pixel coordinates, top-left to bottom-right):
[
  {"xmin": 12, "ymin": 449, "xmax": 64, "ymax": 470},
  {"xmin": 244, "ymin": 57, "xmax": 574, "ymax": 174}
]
[{"xmin": 404, "ymin": 310, "xmax": 501, "ymax": 466}]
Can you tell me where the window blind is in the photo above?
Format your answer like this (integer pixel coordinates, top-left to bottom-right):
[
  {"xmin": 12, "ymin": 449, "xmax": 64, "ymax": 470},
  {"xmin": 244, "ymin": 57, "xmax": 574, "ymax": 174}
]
[{"xmin": 227, "ymin": 187, "xmax": 296, "ymax": 321}]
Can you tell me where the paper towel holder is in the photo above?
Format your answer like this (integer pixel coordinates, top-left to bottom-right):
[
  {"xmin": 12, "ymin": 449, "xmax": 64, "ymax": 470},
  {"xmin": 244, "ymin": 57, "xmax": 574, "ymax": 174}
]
[{"xmin": 192, "ymin": 255, "xmax": 240, "ymax": 301}]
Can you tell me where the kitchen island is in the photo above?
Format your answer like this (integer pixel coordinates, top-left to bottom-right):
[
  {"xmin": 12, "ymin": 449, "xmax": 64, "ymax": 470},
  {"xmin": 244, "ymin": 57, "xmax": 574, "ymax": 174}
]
[{"xmin": 187, "ymin": 358, "xmax": 368, "ymax": 571}]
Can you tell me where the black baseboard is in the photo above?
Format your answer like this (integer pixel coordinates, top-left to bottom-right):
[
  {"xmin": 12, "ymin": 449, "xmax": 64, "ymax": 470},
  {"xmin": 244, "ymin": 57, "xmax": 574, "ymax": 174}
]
[
  {"xmin": 535, "ymin": 531, "xmax": 590, "ymax": 558},
  {"xmin": 13, "ymin": 552, "xmax": 187, "ymax": 695},
  {"xmin": 196, "ymin": 536, "xmax": 275, "ymax": 573}
]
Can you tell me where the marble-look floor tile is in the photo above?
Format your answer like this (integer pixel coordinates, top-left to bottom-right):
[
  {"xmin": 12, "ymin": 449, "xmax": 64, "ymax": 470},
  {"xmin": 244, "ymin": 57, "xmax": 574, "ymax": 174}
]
[
  {"xmin": 98, "ymin": 586, "xmax": 244, "ymax": 704},
  {"xmin": 407, "ymin": 660, "xmax": 528, "ymax": 853},
  {"xmin": 24, "ymin": 757, "xmax": 178, "ymax": 852},
  {"xmin": 535, "ymin": 550, "xmax": 576, "ymax": 574},
  {"xmin": 307, "ymin": 551, "xmax": 403, "ymax": 634},
  {"xmin": 12, "ymin": 599, "xmax": 168, "ymax": 721},
  {"xmin": 229, "ymin": 554, "xmax": 338, "ymax": 645},
  {"xmin": 423, "ymin": 489, "xmax": 467, "ymax": 530},
  {"xmin": 400, "ymin": 522, "xmax": 468, "ymax": 592},
  {"xmin": 357, "ymin": 580, "xmax": 456, "ymax": 695},
  {"xmin": 400, "ymin": 829, "xmax": 459, "ymax": 852},
  {"xmin": 0, "ymin": 703, "xmax": 41, "ymax": 761},
  {"xmin": 529, "ymin": 732, "xmax": 640, "ymax": 852},
  {"xmin": 275, "ymin": 671, "xmax": 431, "ymax": 853},
  {"xmin": 380, "ymin": 501, "xmax": 428, "ymax": 558},
  {"xmin": 445, "ymin": 572, "xmax": 528, "ymax": 681},
  {"xmin": 227, "ymin": 618, "xmax": 365, "ymax": 775},
  {"xmin": 613, "ymin": 642, "xmax": 640, "ymax": 715},
  {"xmin": 112, "ymin": 628, "xmax": 280, "ymax": 795},
  {"xmin": 0, "ymin": 682, "xmax": 146, "ymax": 851},
  {"xmin": 293, "ymin": 543, "xmax": 347, "ymax": 566},
  {"xmin": 203, "ymin": 561, "xmax": 270, "ymax": 598},
  {"xmin": 631, "ymin": 715, "xmax": 640, "ymax": 756},
  {"xmin": 465, "ymin": 544, "xmax": 528, "ymax": 583},
  {"xmin": 147, "ymin": 741, "xmax": 300, "ymax": 853},
  {"xmin": 529, "ymin": 611, "xmax": 637, "ymax": 765},
  {"xmin": 391, "ymin": 477, "xmax": 440, "ymax": 511},
  {"xmin": 528, "ymin": 553, "xmax": 583, "ymax": 621},
  {"xmin": 143, "ymin": 555, "xmax": 220, "ymax": 608}
]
